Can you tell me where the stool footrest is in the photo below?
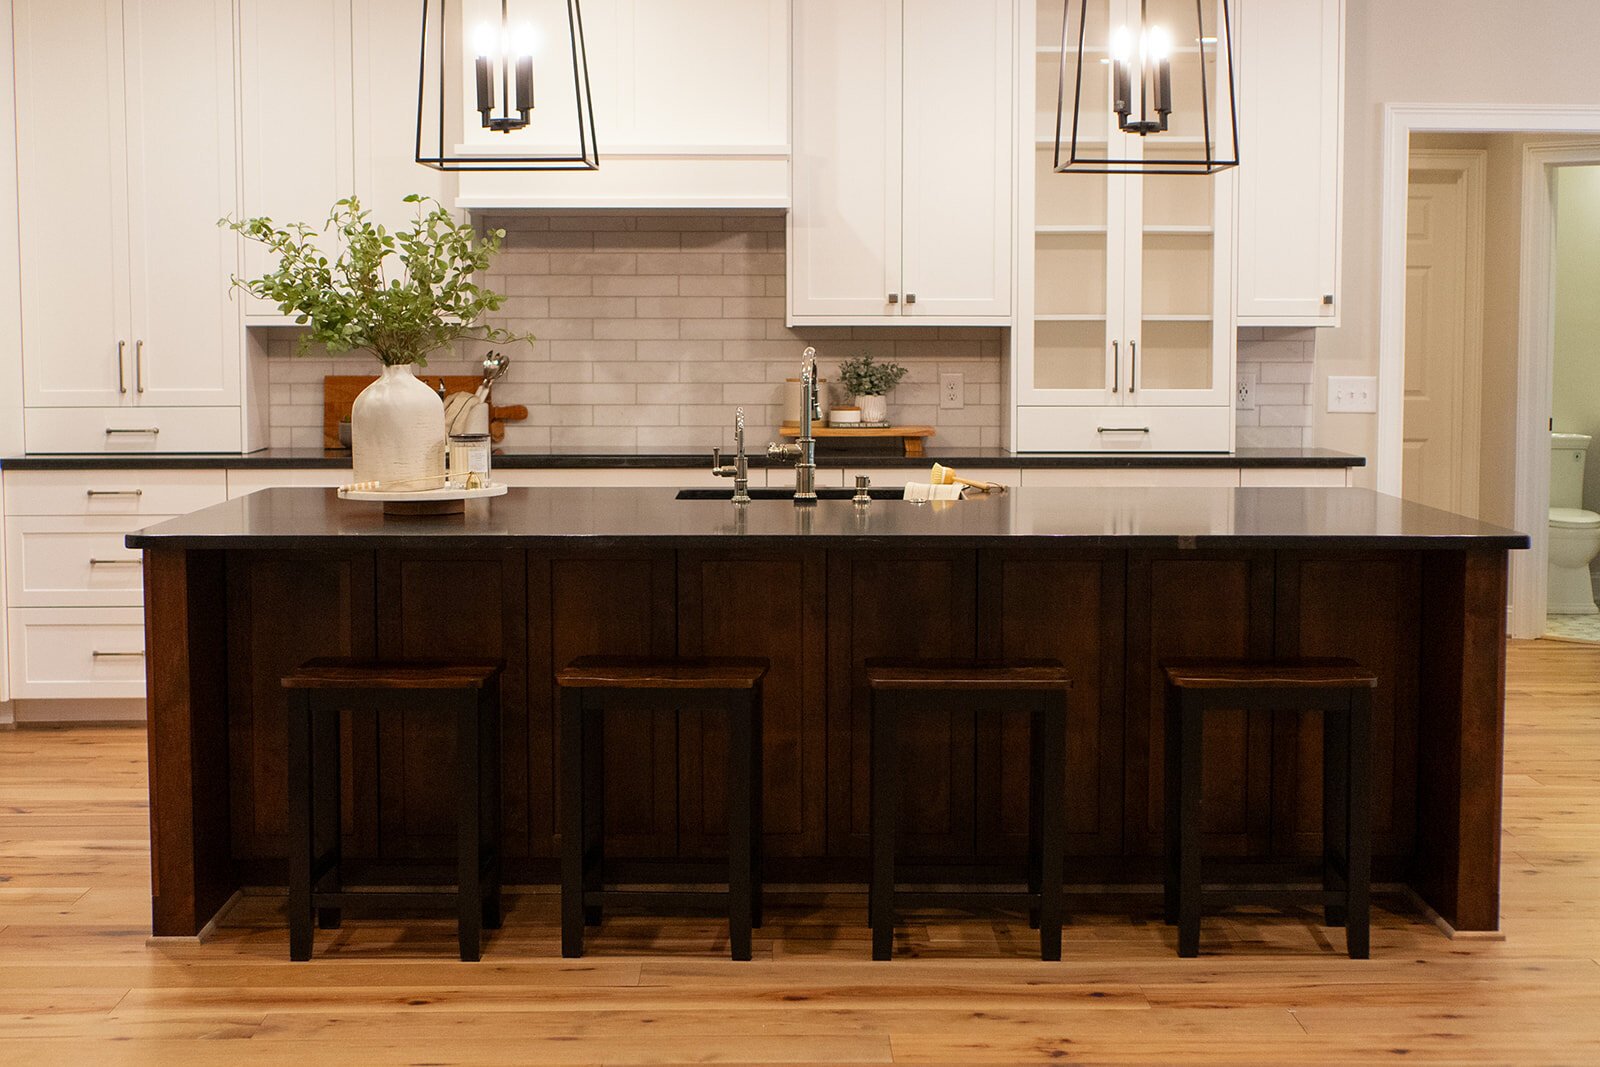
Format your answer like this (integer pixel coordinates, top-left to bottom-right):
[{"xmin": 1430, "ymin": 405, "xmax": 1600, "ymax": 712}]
[{"xmin": 892, "ymin": 890, "xmax": 1043, "ymax": 911}]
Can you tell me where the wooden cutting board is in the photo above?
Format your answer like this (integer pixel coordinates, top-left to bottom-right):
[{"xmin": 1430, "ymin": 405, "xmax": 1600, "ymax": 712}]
[{"xmin": 322, "ymin": 375, "xmax": 528, "ymax": 448}]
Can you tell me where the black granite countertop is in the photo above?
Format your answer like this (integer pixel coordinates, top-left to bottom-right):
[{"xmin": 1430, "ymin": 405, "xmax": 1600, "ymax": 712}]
[
  {"xmin": 6, "ymin": 446, "xmax": 1365, "ymax": 472},
  {"xmin": 126, "ymin": 486, "xmax": 1525, "ymax": 552}
]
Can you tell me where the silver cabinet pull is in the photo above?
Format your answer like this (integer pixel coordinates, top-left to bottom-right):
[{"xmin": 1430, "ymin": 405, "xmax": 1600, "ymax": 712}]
[
  {"xmin": 92, "ymin": 650, "xmax": 144, "ymax": 659},
  {"xmin": 1097, "ymin": 426, "xmax": 1151, "ymax": 434},
  {"xmin": 86, "ymin": 488, "xmax": 143, "ymax": 497},
  {"xmin": 1129, "ymin": 340, "xmax": 1137, "ymax": 393},
  {"xmin": 89, "ymin": 558, "xmax": 141, "ymax": 567},
  {"xmin": 887, "ymin": 293, "xmax": 899, "ymax": 304},
  {"xmin": 104, "ymin": 427, "xmax": 160, "ymax": 436},
  {"xmin": 1111, "ymin": 341, "xmax": 1120, "ymax": 394},
  {"xmin": 117, "ymin": 340, "xmax": 127, "ymax": 395},
  {"xmin": 135, "ymin": 340, "xmax": 145, "ymax": 394}
]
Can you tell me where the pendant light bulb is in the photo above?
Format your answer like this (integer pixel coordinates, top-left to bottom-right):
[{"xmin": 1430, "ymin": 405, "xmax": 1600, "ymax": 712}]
[
  {"xmin": 1147, "ymin": 25, "xmax": 1172, "ymax": 62},
  {"xmin": 472, "ymin": 22, "xmax": 497, "ymax": 59},
  {"xmin": 512, "ymin": 22, "xmax": 538, "ymax": 57},
  {"xmin": 1110, "ymin": 25, "xmax": 1133, "ymax": 63}
]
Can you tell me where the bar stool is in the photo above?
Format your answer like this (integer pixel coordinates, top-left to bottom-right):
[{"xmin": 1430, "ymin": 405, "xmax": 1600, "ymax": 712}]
[
  {"xmin": 557, "ymin": 655, "xmax": 768, "ymax": 961},
  {"xmin": 1162, "ymin": 658, "xmax": 1377, "ymax": 959},
  {"xmin": 866, "ymin": 659, "xmax": 1072, "ymax": 961},
  {"xmin": 281, "ymin": 659, "xmax": 503, "ymax": 962}
]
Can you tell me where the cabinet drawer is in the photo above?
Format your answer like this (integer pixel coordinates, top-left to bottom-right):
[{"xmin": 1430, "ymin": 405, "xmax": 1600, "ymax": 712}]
[
  {"xmin": 6, "ymin": 607, "xmax": 147, "ymax": 699},
  {"xmin": 6, "ymin": 516, "xmax": 166, "ymax": 607},
  {"xmin": 1014, "ymin": 407, "xmax": 1233, "ymax": 453},
  {"xmin": 23, "ymin": 407, "xmax": 242, "ymax": 454},
  {"xmin": 1240, "ymin": 467, "xmax": 1351, "ymax": 488},
  {"xmin": 5, "ymin": 469, "xmax": 228, "ymax": 516}
]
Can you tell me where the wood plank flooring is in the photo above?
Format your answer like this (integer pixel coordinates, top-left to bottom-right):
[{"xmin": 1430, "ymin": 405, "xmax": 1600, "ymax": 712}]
[{"xmin": 1, "ymin": 639, "xmax": 1598, "ymax": 1064}]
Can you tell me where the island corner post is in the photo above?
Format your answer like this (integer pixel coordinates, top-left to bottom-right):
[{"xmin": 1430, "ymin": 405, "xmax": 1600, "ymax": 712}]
[{"xmin": 134, "ymin": 490, "xmax": 1520, "ymax": 940}]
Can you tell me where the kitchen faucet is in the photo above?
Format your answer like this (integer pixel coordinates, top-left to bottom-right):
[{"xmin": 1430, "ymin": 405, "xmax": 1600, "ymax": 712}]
[
  {"xmin": 768, "ymin": 347, "xmax": 820, "ymax": 504},
  {"xmin": 711, "ymin": 407, "xmax": 753, "ymax": 504}
]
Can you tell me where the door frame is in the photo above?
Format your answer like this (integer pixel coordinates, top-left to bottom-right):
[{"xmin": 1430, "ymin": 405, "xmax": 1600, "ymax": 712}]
[
  {"xmin": 1403, "ymin": 147, "xmax": 1486, "ymax": 519},
  {"xmin": 1377, "ymin": 105, "xmax": 1600, "ymax": 639}
]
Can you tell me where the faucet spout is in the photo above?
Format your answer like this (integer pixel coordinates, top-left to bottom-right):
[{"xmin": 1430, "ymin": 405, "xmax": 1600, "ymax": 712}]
[{"xmin": 794, "ymin": 348, "xmax": 819, "ymax": 504}]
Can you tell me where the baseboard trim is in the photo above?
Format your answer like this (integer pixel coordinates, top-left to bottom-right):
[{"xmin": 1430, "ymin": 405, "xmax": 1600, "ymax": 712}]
[
  {"xmin": 144, "ymin": 890, "xmax": 241, "ymax": 946},
  {"xmin": 1405, "ymin": 887, "xmax": 1506, "ymax": 941}
]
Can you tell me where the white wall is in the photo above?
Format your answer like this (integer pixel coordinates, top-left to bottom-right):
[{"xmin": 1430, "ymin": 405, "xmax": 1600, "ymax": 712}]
[
  {"xmin": 1553, "ymin": 165, "xmax": 1600, "ymax": 512},
  {"xmin": 1320, "ymin": 0, "xmax": 1600, "ymax": 487}
]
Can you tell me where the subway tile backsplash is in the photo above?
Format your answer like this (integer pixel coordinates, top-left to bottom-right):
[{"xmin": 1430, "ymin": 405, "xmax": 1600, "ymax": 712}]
[{"xmin": 263, "ymin": 214, "xmax": 1315, "ymax": 451}]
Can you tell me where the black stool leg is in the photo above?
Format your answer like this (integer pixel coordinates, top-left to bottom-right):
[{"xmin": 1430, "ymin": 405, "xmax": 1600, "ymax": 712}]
[
  {"xmin": 1027, "ymin": 703, "xmax": 1044, "ymax": 931},
  {"xmin": 750, "ymin": 680, "xmax": 765, "ymax": 931},
  {"xmin": 455, "ymin": 691, "xmax": 484, "ymax": 962},
  {"xmin": 312, "ymin": 696, "xmax": 342, "ymax": 931},
  {"xmin": 583, "ymin": 699, "xmax": 606, "ymax": 928},
  {"xmin": 1322, "ymin": 703, "xmax": 1350, "ymax": 928},
  {"xmin": 1346, "ymin": 689, "xmax": 1373, "ymax": 960},
  {"xmin": 481, "ymin": 680, "xmax": 503, "ymax": 932},
  {"xmin": 727, "ymin": 692, "xmax": 755, "ymax": 962},
  {"xmin": 560, "ymin": 686, "xmax": 586, "ymax": 958},
  {"xmin": 1163, "ymin": 681, "xmax": 1182, "ymax": 926},
  {"xmin": 1038, "ymin": 694, "xmax": 1066, "ymax": 962},
  {"xmin": 870, "ymin": 689, "xmax": 898, "ymax": 961},
  {"xmin": 287, "ymin": 690, "xmax": 315, "ymax": 961},
  {"xmin": 1177, "ymin": 693, "xmax": 1203, "ymax": 958}
]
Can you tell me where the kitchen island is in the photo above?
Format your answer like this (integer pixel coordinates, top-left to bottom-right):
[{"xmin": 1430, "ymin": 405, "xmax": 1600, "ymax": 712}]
[{"xmin": 128, "ymin": 486, "xmax": 1525, "ymax": 941}]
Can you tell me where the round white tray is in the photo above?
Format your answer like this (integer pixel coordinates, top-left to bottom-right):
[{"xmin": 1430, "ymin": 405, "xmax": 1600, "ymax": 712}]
[{"xmin": 337, "ymin": 482, "xmax": 508, "ymax": 504}]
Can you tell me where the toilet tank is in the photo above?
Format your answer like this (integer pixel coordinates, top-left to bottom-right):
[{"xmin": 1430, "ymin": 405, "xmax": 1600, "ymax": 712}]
[{"xmin": 1552, "ymin": 432, "xmax": 1593, "ymax": 510}]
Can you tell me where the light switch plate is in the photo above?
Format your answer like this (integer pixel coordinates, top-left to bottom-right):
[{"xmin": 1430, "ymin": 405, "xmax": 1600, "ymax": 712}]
[{"xmin": 1327, "ymin": 376, "xmax": 1378, "ymax": 414}]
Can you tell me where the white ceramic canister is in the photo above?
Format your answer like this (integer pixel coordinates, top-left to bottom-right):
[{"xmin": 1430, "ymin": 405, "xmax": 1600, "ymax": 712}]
[
  {"xmin": 351, "ymin": 363, "xmax": 448, "ymax": 486},
  {"xmin": 856, "ymin": 394, "xmax": 889, "ymax": 423}
]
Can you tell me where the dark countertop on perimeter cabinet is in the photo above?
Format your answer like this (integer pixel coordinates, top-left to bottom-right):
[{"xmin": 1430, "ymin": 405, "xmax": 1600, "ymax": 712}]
[
  {"xmin": 126, "ymin": 486, "xmax": 1526, "ymax": 552},
  {"xmin": 4, "ymin": 446, "xmax": 1366, "ymax": 472}
]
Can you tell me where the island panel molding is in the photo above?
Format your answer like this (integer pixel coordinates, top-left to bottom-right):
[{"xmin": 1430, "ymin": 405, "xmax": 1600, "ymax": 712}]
[{"xmin": 130, "ymin": 487, "xmax": 1524, "ymax": 936}]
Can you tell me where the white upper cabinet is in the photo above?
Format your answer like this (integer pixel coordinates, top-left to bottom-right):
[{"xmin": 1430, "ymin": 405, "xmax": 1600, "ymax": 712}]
[
  {"xmin": 1235, "ymin": 0, "xmax": 1343, "ymax": 326},
  {"xmin": 789, "ymin": 0, "xmax": 1015, "ymax": 326},
  {"xmin": 13, "ymin": 0, "xmax": 240, "ymax": 421}
]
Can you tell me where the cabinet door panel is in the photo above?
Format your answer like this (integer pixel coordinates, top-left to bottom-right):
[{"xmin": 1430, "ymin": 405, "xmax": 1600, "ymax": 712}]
[
  {"xmin": 123, "ymin": 0, "xmax": 239, "ymax": 406},
  {"xmin": 977, "ymin": 549, "xmax": 1125, "ymax": 857},
  {"xmin": 678, "ymin": 550, "xmax": 827, "ymax": 860},
  {"xmin": 901, "ymin": 0, "xmax": 1012, "ymax": 318},
  {"xmin": 226, "ymin": 552, "xmax": 376, "ymax": 863},
  {"xmin": 376, "ymin": 551, "xmax": 528, "ymax": 862},
  {"xmin": 789, "ymin": 0, "xmax": 901, "ymax": 320},
  {"xmin": 1126, "ymin": 550, "xmax": 1275, "ymax": 857},
  {"xmin": 826, "ymin": 549, "xmax": 978, "ymax": 858},
  {"xmin": 13, "ymin": 0, "xmax": 130, "ymax": 407}
]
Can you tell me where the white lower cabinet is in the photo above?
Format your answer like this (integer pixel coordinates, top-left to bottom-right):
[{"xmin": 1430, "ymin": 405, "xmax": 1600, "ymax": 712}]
[
  {"xmin": 7, "ymin": 607, "xmax": 147, "ymax": 700},
  {"xmin": 6, "ymin": 516, "xmax": 159, "ymax": 608},
  {"xmin": 24, "ymin": 408, "xmax": 244, "ymax": 455}
]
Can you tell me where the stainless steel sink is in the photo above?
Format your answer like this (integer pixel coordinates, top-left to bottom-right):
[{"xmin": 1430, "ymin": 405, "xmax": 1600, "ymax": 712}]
[{"xmin": 675, "ymin": 487, "xmax": 906, "ymax": 501}]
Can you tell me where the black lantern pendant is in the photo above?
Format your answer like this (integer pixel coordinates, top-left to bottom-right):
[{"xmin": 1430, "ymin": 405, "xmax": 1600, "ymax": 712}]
[
  {"xmin": 1054, "ymin": 0, "xmax": 1238, "ymax": 175},
  {"xmin": 417, "ymin": 0, "xmax": 599, "ymax": 171}
]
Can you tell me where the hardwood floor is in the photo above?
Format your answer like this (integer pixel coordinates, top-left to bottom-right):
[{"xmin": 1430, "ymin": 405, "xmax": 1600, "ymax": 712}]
[{"xmin": 2, "ymin": 639, "xmax": 1597, "ymax": 1064}]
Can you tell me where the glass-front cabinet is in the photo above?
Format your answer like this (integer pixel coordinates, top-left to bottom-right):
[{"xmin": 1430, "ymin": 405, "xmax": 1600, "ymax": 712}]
[{"xmin": 1015, "ymin": 0, "xmax": 1235, "ymax": 452}]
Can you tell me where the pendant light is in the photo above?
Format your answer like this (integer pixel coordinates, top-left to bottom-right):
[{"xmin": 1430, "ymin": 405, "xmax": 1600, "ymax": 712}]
[
  {"xmin": 416, "ymin": 0, "xmax": 599, "ymax": 171},
  {"xmin": 1054, "ymin": 0, "xmax": 1238, "ymax": 175}
]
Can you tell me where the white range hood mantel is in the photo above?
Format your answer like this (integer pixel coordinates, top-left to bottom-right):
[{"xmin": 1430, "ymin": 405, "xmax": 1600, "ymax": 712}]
[{"xmin": 453, "ymin": 149, "xmax": 790, "ymax": 211}]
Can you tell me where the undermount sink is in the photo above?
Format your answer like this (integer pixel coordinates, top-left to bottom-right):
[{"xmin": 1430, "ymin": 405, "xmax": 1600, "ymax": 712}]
[{"xmin": 676, "ymin": 487, "xmax": 906, "ymax": 502}]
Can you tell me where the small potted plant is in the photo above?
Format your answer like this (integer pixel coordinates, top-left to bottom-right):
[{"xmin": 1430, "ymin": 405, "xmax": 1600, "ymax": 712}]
[
  {"xmin": 836, "ymin": 352, "xmax": 908, "ymax": 426},
  {"xmin": 223, "ymin": 195, "xmax": 532, "ymax": 488}
]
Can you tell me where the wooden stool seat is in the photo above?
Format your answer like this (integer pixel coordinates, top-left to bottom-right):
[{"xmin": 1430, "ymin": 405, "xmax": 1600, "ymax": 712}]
[
  {"xmin": 559, "ymin": 656, "xmax": 769, "ymax": 961},
  {"xmin": 281, "ymin": 657, "xmax": 503, "ymax": 963},
  {"xmin": 1162, "ymin": 657, "xmax": 1373, "ymax": 960},
  {"xmin": 866, "ymin": 659, "xmax": 1071, "ymax": 962}
]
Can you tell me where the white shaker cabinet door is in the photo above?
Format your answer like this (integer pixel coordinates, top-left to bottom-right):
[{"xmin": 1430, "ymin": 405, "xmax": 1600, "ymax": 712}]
[
  {"xmin": 123, "ymin": 0, "xmax": 240, "ymax": 406},
  {"xmin": 900, "ymin": 0, "xmax": 1013, "ymax": 319},
  {"xmin": 1235, "ymin": 0, "xmax": 1343, "ymax": 325},
  {"xmin": 789, "ymin": 0, "xmax": 903, "ymax": 321},
  {"xmin": 13, "ymin": 0, "xmax": 132, "ymax": 408}
]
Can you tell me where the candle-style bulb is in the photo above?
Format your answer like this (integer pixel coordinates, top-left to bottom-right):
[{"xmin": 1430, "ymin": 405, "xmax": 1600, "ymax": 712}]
[
  {"xmin": 1111, "ymin": 25, "xmax": 1133, "ymax": 63},
  {"xmin": 512, "ymin": 22, "xmax": 538, "ymax": 57},
  {"xmin": 1147, "ymin": 25, "xmax": 1171, "ymax": 62},
  {"xmin": 473, "ymin": 22, "xmax": 497, "ymax": 59}
]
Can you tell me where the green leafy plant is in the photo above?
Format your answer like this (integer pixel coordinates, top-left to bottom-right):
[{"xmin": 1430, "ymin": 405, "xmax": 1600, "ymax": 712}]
[
  {"xmin": 837, "ymin": 352, "xmax": 909, "ymax": 397},
  {"xmin": 221, "ymin": 195, "xmax": 531, "ymax": 367}
]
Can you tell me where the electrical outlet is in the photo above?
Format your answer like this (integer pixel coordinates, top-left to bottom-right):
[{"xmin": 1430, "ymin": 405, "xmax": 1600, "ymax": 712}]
[
  {"xmin": 1327, "ymin": 375, "xmax": 1379, "ymax": 414},
  {"xmin": 940, "ymin": 372, "xmax": 965, "ymax": 410},
  {"xmin": 1236, "ymin": 369, "xmax": 1257, "ymax": 411}
]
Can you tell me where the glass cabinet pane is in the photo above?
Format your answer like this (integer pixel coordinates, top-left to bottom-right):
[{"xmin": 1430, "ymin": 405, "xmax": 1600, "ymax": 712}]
[
  {"xmin": 1034, "ymin": 320, "xmax": 1109, "ymax": 391},
  {"xmin": 1037, "ymin": 233, "xmax": 1108, "ymax": 316},
  {"xmin": 1036, "ymin": 149, "xmax": 1107, "ymax": 227},
  {"xmin": 1142, "ymin": 234, "xmax": 1212, "ymax": 316},
  {"xmin": 1137, "ymin": 321, "xmax": 1214, "ymax": 391}
]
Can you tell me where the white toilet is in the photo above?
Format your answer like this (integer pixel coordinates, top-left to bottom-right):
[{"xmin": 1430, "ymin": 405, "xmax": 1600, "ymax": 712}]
[{"xmin": 1549, "ymin": 432, "xmax": 1600, "ymax": 615}]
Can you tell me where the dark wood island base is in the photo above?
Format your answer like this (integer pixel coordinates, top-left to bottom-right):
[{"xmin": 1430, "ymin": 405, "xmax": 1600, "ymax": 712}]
[{"xmin": 132, "ymin": 487, "xmax": 1525, "ymax": 941}]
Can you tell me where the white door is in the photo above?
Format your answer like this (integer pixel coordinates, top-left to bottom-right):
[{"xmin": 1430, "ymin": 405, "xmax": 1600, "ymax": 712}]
[
  {"xmin": 237, "ymin": 0, "xmax": 355, "ymax": 320},
  {"xmin": 900, "ymin": 0, "xmax": 1012, "ymax": 319},
  {"xmin": 1402, "ymin": 151, "xmax": 1485, "ymax": 515},
  {"xmin": 13, "ymin": 0, "xmax": 133, "ymax": 407},
  {"xmin": 788, "ymin": 0, "xmax": 903, "ymax": 320},
  {"xmin": 123, "ymin": 0, "xmax": 240, "ymax": 406}
]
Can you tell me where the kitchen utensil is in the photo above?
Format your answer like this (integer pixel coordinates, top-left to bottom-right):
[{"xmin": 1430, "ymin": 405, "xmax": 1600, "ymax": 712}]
[
  {"xmin": 903, "ymin": 481, "xmax": 963, "ymax": 503},
  {"xmin": 930, "ymin": 463, "xmax": 1008, "ymax": 493},
  {"xmin": 476, "ymin": 351, "xmax": 511, "ymax": 402}
]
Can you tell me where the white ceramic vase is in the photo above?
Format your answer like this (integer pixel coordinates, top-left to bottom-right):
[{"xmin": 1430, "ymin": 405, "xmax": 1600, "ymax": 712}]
[
  {"xmin": 351, "ymin": 363, "xmax": 446, "ymax": 486},
  {"xmin": 857, "ymin": 394, "xmax": 888, "ymax": 423}
]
